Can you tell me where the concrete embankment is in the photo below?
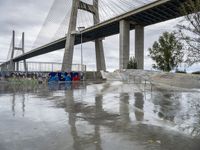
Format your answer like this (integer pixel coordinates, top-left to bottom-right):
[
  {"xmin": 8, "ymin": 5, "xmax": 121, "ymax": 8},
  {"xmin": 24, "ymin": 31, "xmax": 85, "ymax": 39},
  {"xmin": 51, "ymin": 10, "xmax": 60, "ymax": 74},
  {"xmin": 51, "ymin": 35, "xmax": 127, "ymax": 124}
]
[
  {"xmin": 85, "ymin": 71, "xmax": 104, "ymax": 81},
  {"xmin": 101, "ymin": 69, "xmax": 200, "ymax": 90}
]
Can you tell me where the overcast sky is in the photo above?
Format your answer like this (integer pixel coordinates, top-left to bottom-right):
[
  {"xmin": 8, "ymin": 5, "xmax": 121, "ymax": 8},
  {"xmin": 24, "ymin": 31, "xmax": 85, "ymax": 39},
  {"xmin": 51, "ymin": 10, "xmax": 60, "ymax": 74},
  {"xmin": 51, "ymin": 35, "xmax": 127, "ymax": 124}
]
[{"xmin": 0, "ymin": 0, "xmax": 199, "ymax": 72}]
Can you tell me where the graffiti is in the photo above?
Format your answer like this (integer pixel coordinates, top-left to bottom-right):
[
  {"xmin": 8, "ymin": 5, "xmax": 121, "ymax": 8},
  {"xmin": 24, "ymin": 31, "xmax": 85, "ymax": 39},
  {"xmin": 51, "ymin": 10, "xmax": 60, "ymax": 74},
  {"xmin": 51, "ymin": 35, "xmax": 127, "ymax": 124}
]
[{"xmin": 48, "ymin": 72, "xmax": 84, "ymax": 82}]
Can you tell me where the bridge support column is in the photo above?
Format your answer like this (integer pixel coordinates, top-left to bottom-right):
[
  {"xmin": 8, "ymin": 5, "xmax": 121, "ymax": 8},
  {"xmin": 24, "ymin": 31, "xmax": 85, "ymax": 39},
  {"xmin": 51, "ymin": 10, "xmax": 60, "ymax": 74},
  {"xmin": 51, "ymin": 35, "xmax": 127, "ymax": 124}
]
[
  {"xmin": 94, "ymin": 0, "xmax": 106, "ymax": 71},
  {"xmin": 0, "ymin": 64, "xmax": 5, "ymax": 71},
  {"xmin": 3, "ymin": 64, "xmax": 7, "ymax": 71},
  {"xmin": 9, "ymin": 61, "xmax": 15, "ymax": 71},
  {"xmin": 135, "ymin": 25, "xmax": 144, "ymax": 69},
  {"xmin": 62, "ymin": 0, "xmax": 79, "ymax": 71},
  {"xmin": 9, "ymin": 30, "xmax": 15, "ymax": 72},
  {"xmin": 95, "ymin": 39, "xmax": 106, "ymax": 71},
  {"xmin": 22, "ymin": 32, "xmax": 28, "ymax": 72},
  {"xmin": 119, "ymin": 20, "xmax": 130, "ymax": 70},
  {"xmin": 16, "ymin": 62, "xmax": 19, "ymax": 71},
  {"xmin": 5, "ymin": 64, "xmax": 8, "ymax": 71}
]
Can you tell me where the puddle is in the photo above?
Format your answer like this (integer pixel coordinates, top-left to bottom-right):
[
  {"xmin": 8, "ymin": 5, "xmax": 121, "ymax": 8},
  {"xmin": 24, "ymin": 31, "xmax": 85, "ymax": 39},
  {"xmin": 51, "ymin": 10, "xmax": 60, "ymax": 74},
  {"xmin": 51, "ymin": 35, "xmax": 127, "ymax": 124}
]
[{"xmin": 0, "ymin": 81, "xmax": 200, "ymax": 150}]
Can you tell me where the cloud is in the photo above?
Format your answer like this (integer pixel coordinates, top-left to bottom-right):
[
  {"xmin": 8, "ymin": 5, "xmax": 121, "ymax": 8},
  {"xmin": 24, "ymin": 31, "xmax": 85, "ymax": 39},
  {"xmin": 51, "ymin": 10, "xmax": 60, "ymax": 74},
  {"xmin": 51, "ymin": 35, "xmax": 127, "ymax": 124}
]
[{"xmin": 0, "ymin": 0, "xmax": 55, "ymax": 60}]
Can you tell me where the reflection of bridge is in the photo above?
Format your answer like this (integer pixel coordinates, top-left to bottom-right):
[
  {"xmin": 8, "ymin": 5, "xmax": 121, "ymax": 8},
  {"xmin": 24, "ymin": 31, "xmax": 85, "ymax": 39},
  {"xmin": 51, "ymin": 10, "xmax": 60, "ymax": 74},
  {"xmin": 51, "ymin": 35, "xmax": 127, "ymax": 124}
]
[
  {"xmin": 0, "ymin": 0, "xmax": 191, "ymax": 72},
  {"xmin": 2, "ymin": 82, "xmax": 200, "ymax": 149}
]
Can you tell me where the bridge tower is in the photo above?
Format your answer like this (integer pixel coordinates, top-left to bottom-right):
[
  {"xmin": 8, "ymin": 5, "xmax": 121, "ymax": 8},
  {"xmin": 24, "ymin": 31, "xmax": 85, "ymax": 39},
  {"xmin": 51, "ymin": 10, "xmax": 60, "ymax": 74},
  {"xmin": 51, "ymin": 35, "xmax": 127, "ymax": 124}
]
[
  {"xmin": 119, "ymin": 21, "xmax": 144, "ymax": 70},
  {"xmin": 62, "ymin": 0, "xmax": 106, "ymax": 72},
  {"xmin": 9, "ymin": 31, "xmax": 27, "ymax": 72}
]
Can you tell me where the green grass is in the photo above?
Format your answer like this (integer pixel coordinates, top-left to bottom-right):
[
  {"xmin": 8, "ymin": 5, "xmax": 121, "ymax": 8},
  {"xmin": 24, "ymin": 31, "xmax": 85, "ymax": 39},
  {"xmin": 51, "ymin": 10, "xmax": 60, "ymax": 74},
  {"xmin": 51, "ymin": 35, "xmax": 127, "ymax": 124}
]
[{"xmin": 7, "ymin": 78, "xmax": 39, "ymax": 85}]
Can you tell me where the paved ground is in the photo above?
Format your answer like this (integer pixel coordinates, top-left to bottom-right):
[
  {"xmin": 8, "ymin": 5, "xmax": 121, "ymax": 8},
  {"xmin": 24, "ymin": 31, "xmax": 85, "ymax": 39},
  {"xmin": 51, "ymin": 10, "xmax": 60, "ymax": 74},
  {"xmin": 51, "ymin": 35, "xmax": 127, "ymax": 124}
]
[{"xmin": 0, "ymin": 81, "xmax": 200, "ymax": 150}]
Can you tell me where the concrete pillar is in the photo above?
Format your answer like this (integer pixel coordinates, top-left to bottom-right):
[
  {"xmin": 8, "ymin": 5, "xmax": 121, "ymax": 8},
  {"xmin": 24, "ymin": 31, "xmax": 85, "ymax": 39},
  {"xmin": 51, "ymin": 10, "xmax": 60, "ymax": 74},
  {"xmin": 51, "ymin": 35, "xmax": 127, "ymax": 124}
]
[
  {"xmin": 93, "ymin": 0, "xmax": 106, "ymax": 71},
  {"xmin": 0, "ymin": 65, "xmax": 4, "ymax": 71},
  {"xmin": 135, "ymin": 25, "xmax": 144, "ymax": 69},
  {"xmin": 9, "ymin": 30, "xmax": 15, "ymax": 72},
  {"xmin": 16, "ymin": 62, "xmax": 19, "ymax": 71},
  {"xmin": 62, "ymin": 0, "xmax": 80, "ymax": 71},
  {"xmin": 22, "ymin": 32, "xmax": 27, "ymax": 72},
  {"xmin": 6, "ymin": 64, "xmax": 9, "ymax": 71},
  {"xmin": 119, "ymin": 20, "xmax": 130, "ymax": 70},
  {"xmin": 11, "ymin": 31, "xmax": 15, "ymax": 60},
  {"xmin": 9, "ymin": 61, "xmax": 15, "ymax": 71},
  {"xmin": 95, "ymin": 39, "xmax": 106, "ymax": 71}
]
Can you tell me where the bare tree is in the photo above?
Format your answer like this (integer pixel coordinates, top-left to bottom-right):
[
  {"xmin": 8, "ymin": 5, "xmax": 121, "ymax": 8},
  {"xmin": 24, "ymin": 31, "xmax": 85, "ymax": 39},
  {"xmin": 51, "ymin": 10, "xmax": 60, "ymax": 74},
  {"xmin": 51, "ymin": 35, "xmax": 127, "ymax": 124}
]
[{"xmin": 177, "ymin": 0, "xmax": 200, "ymax": 66}]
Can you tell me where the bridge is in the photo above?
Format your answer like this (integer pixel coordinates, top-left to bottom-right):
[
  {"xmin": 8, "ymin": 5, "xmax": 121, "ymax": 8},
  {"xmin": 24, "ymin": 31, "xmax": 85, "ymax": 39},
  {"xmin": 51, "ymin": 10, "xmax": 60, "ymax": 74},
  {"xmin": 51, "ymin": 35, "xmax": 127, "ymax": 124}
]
[{"xmin": 0, "ymin": 0, "xmax": 190, "ymax": 72}]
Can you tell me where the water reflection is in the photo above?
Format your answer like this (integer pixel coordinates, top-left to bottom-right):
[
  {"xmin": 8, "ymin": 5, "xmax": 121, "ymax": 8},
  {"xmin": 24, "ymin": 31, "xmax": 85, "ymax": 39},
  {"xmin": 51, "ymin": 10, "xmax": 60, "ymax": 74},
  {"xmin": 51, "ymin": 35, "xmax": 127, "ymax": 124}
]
[
  {"xmin": 11, "ymin": 92, "xmax": 26, "ymax": 117},
  {"xmin": 65, "ymin": 89, "xmax": 103, "ymax": 150},
  {"xmin": 152, "ymin": 91, "xmax": 180, "ymax": 122},
  {"xmin": 95, "ymin": 95, "xmax": 103, "ymax": 117},
  {"xmin": 119, "ymin": 93, "xmax": 130, "ymax": 124},
  {"xmin": 12, "ymin": 93, "xmax": 15, "ymax": 116},
  {"xmin": 134, "ymin": 92, "xmax": 144, "ymax": 121},
  {"xmin": 93, "ymin": 95, "xmax": 102, "ymax": 150},
  {"xmin": 1, "ymin": 82, "xmax": 200, "ymax": 150},
  {"xmin": 48, "ymin": 82, "xmax": 86, "ymax": 91},
  {"xmin": 22, "ymin": 94, "xmax": 25, "ymax": 117}
]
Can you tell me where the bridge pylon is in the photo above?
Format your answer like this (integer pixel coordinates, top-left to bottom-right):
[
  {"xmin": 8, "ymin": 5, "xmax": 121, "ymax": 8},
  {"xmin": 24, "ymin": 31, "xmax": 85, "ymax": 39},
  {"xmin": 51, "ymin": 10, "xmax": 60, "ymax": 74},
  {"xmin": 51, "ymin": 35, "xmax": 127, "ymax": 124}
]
[
  {"xmin": 62, "ymin": 0, "xmax": 106, "ymax": 72},
  {"xmin": 8, "ymin": 31, "xmax": 27, "ymax": 72}
]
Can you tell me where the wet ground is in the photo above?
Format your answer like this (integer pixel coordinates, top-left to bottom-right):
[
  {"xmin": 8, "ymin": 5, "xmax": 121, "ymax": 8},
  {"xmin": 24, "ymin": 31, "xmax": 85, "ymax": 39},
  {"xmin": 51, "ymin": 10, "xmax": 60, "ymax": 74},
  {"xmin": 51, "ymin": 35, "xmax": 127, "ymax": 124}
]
[{"xmin": 0, "ymin": 81, "xmax": 200, "ymax": 150}]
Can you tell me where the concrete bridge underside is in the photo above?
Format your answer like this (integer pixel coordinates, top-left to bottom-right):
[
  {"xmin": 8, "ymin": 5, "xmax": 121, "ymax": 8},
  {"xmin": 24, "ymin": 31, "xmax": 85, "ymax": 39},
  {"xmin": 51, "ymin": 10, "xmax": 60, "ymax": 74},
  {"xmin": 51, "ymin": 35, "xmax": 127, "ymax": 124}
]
[{"xmin": 1, "ymin": 0, "xmax": 189, "ymax": 71}]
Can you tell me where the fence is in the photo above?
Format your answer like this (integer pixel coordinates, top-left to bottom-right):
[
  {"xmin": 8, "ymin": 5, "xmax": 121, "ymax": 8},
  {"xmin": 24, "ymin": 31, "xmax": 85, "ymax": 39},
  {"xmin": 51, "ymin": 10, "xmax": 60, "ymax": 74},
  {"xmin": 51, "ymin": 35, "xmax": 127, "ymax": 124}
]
[{"xmin": 0, "ymin": 61, "xmax": 86, "ymax": 72}]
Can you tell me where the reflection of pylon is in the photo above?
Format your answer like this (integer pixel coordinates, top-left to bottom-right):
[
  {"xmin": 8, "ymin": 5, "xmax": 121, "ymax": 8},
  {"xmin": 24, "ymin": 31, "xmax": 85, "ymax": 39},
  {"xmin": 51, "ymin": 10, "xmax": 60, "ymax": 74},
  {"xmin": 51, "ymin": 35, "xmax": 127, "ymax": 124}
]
[
  {"xmin": 9, "ymin": 30, "xmax": 27, "ymax": 72},
  {"xmin": 62, "ymin": 0, "xmax": 106, "ymax": 72}
]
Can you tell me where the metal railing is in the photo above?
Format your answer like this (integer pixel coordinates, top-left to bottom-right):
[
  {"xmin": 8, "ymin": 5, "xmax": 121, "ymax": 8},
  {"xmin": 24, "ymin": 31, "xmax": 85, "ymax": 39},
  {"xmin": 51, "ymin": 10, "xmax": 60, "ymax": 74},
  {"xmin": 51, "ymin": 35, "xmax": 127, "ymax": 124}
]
[
  {"xmin": 1, "ymin": 61, "xmax": 86, "ymax": 72},
  {"xmin": 22, "ymin": 61, "xmax": 86, "ymax": 72}
]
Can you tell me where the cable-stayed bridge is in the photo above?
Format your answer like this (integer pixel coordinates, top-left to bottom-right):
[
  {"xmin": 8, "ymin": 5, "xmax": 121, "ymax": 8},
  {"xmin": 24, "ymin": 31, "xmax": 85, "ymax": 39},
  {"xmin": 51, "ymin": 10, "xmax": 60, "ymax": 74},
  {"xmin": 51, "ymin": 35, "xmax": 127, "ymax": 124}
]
[{"xmin": 0, "ymin": 0, "xmax": 191, "ymax": 72}]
